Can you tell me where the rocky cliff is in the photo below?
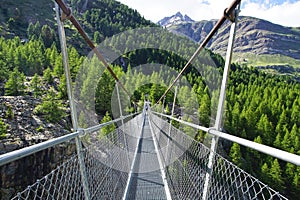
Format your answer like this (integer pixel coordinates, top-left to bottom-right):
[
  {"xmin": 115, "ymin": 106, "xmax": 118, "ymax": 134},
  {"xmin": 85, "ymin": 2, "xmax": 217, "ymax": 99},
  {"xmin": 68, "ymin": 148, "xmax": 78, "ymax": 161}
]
[
  {"xmin": 0, "ymin": 96, "xmax": 71, "ymax": 154},
  {"xmin": 0, "ymin": 96, "xmax": 76, "ymax": 199},
  {"xmin": 165, "ymin": 16, "xmax": 300, "ymax": 68}
]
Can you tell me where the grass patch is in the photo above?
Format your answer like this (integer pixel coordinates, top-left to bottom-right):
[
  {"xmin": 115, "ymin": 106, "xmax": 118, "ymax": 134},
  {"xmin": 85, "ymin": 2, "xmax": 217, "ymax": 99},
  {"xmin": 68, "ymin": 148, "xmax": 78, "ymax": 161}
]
[{"xmin": 233, "ymin": 53, "xmax": 300, "ymax": 68}]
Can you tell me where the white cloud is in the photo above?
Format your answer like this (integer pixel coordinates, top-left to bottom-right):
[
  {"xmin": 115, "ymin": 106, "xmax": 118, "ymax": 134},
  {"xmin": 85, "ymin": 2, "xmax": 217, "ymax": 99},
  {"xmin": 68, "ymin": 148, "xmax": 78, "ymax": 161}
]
[
  {"xmin": 117, "ymin": 0, "xmax": 300, "ymax": 27},
  {"xmin": 241, "ymin": 1, "xmax": 300, "ymax": 27}
]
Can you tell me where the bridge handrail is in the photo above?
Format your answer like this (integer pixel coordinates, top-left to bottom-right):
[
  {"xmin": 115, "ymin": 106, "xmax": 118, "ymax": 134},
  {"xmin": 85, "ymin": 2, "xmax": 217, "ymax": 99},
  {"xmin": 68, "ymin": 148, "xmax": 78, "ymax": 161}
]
[
  {"xmin": 0, "ymin": 112, "xmax": 140, "ymax": 167},
  {"xmin": 151, "ymin": 111, "xmax": 300, "ymax": 166}
]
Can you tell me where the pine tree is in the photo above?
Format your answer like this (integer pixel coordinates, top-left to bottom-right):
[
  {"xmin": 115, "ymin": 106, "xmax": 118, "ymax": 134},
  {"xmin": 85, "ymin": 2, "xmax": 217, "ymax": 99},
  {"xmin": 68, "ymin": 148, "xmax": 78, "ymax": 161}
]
[
  {"xmin": 43, "ymin": 67, "xmax": 53, "ymax": 84},
  {"xmin": 273, "ymin": 133, "xmax": 281, "ymax": 148},
  {"xmin": 268, "ymin": 159, "xmax": 285, "ymax": 191},
  {"xmin": 230, "ymin": 102, "xmax": 241, "ymax": 135},
  {"xmin": 261, "ymin": 162, "xmax": 269, "ymax": 182},
  {"xmin": 5, "ymin": 67, "xmax": 26, "ymax": 96},
  {"xmin": 281, "ymin": 127, "xmax": 292, "ymax": 151},
  {"xmin": 293, "ymin": 167, "xmax": 300, "ymax": 188},
  {"xmin": 198, "ymin": 93, "xmax": 210, "ymax": 127},
  {"xmin": 58, "ymin": 74, "xmax": 67, "ymax": 99},
  {"xmin": 290, "ymin": 124, "xmax": 299, "ymax": 152},
  {"xmin": 285, "ymin": 162, "xmax": 295, "ymax": 180},
  {"xmin": 229, "ymin": 143, "xmax": 242, "ymax": 168},
  {"xmin": 30, "ymin": 73, "xmax": 42, "ymax": 97},
  {"xmin": 34, "ymin": 88, "xmax": 66, "ymax": 123},
  {"xmin": 95, "ymin": 68, "xmax": 115, "ymax": 114},
  {"xmin": 99, "ymin": 112, "xmax": 116, "ymax": 137},
  {"xmin": 53, "ymin": 55, "xmax": 63, "ymax": 78},
  {"xmin": 256, "ymin": 114, "xmax": 273, "ymax": 145},
  {"xmin": 291, "ymin": 101, "xmax": 299, "ymax": 126}
]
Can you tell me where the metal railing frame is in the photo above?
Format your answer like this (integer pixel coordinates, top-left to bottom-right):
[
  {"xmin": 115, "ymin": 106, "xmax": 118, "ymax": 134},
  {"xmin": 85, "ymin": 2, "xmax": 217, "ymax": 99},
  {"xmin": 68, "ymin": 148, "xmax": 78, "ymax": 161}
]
[
  {"xmin": 0, "ymin": 112, "xmax": 138, "ymax": 167},
  {"xmin": 151, "ymin": 111, "xmax": 300, "ymax": 166},
  {"xmin": 122, "ymin": 111, "xmax": 146, "ymax": 200},
  {"xmin": 148, "ymin": 112, "xmax": 173, "ymax": 200}
]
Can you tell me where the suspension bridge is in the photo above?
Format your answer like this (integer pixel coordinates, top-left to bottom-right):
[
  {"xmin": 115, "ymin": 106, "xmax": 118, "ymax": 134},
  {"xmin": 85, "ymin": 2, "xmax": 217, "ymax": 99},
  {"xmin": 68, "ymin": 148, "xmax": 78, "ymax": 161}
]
[{"xmin": 1, "ymin": 0, "xmax": 300, "ymax": 199}]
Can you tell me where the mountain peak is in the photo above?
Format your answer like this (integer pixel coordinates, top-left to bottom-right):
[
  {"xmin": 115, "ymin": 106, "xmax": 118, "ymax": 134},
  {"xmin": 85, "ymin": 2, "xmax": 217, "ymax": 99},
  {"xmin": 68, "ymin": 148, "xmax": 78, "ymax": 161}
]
[
  {"xmin": 175, "ymin": 11, "xmax": 183, "ymax": 17},
  {"xmin": 158, "ymin": 12, "xmax": 194, "ymax": 27}
]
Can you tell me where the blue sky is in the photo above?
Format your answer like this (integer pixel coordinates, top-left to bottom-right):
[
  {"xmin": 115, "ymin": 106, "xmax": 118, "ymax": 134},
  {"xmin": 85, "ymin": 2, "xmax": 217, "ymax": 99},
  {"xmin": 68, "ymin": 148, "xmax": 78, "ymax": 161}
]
[{"xmin": 117, "ymin": 0, "xmax": 300, "ymax": 27}]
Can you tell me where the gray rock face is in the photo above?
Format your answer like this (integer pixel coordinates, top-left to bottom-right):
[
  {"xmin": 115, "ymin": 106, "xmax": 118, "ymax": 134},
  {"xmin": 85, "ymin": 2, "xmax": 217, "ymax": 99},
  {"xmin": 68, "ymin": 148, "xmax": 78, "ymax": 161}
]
[
  {"xmin": 0, "ymin": 96, "xmax": 71, "ymax": 154},
  {"xmin": 164, "ymin": 16, "xmax": 300, "ymax": 60},
  {"xmin": 0, "ymin": 96, "xmax": 74, "ymax": 199}
]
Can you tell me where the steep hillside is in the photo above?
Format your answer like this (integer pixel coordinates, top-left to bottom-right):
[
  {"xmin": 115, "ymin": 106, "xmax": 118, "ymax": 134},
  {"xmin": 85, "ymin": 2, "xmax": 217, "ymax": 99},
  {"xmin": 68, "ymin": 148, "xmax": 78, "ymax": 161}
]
[
  {"xmin": 166, "ymin": 15, "xmax": 300, "ymax": 71},
  {"xmin": 0, "ymin": 1, "xmax": 299, "ymax": 199},
  {"xmin": 0, "ymin": 0, "xmax": 154, "ymax": 54},
  {"xmin": 0, "ymin": 0, "xmax": 55, "ymax": 38}
]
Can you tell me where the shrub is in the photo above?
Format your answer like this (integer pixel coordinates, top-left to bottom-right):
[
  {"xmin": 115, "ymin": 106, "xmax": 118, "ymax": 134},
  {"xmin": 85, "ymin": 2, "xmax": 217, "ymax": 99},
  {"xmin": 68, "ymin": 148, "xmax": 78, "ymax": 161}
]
[{"xmin": 0, "ymin": 118, "xmax": 8, "ymax": 139}]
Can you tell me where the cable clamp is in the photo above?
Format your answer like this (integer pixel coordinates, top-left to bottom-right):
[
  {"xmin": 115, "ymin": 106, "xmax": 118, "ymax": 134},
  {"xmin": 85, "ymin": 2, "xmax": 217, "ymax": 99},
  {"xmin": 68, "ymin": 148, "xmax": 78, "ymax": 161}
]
[
  {"xmin": 61, "ymin": 8, "xmax": 72, "ymax": 22},
  {"xmin": 207, "ymin": 127, "xmax": 217, "ymax": 135},
  {"xmin": 224, "ymin": 8, "xmax": 236, "ymax": 23},
  {"xmin": 77, "ymin": 128, "xmax": 85, "ymax": 136}
]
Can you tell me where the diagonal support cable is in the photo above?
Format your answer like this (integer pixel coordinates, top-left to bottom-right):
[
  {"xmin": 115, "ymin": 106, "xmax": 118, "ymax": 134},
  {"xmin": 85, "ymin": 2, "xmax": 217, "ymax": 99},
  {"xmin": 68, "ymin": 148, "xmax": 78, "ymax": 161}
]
[
  {"xmin": 54, "ymin": 0, "xmax": 131, "ymax": 99},
  {"xmin": 156, "ymin": 0, "xmax": 241, "ymax": 105}
]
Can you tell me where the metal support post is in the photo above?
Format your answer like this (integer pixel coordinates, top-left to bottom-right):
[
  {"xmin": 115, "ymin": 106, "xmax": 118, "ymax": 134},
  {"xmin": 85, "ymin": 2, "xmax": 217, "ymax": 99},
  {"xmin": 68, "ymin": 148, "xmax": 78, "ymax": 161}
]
[
  {"xmin": 202, "ymin": 5, "xmax": 240, "ymax": 200},
  {"xmin": 55, "ymin": 3, "xmax": 90, "ymax": 200},
  {"xmin": 162, "ymin": 96, "xmax": 166, "ymax": 114},
  {"xmin": 170, "ymin": 85, "xmax": 178, "ymax": 129},
  {"xmin": 116, "ymin": 81, "xmax": 124, "ymax": 127},
  {"xmin": 166, "ymin": 84, "xmax": 178, "ymax": 165}
]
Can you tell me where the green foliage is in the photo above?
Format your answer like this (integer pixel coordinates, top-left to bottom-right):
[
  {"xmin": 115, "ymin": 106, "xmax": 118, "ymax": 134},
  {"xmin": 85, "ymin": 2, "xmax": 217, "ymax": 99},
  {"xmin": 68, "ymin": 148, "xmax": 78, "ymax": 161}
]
[
  {"xmin": 79, "ymin": 0, "xmax": 153, "ymax": 39},
  {"xmin": 95, "ymin": 67, "xmax": 117, "ymax": 114},
  {"xmin": 57, "ymin": 74, "xmax": 67, "ymax": 100},
  {"xmin": 0, "ymin": 118, "xmax": 8, "ymax": 139},
  {"xmin": 0, "ymin": 1, "xmax": 299, "ymax": 197},
  {"xmin": 36, "ymin": 125, "xmax": 44, "ymax": 132},
  {"xmin": 180, "ymin": 116, "xmax": 196, "ymax": 138},
  {"xmin": 229, "ymin": 143, "xmax": 242, "ymax": 168},
  {"xmin": 40, "ymin": 25, "xmax": 56, "ymax": 48},
  {"xmin": 5, "ymin": 105, "xmax": 14, "ymax": 119},
  {"xmin": 261, "ymin": 163, "xmax": 270, "ymax": 183},
  {"xmin": 0, "ymin": 62, "xmax": 9, "ymax": 82},
  {"xmin": 4, "ymin": 67, "xmax": 26, "ymax": 96},
  {"xmin": 30, "ymin": 73, "xmax": 42, "ymax": 97},
  {"xmin": 34, "ymin": 88, "xmax": 66, "ymax": 123},
  {"xmin": 42, "ymin": 67, "xmax": 53, "ymax": 84},
  {"xmin": 268, "ymin": 159, "xmax": 285, "ymax": 191},
  {"xmin": 165, "ymin": 104, "xmax": 170, "ymax": 115},
  {"xmin": 233, "ymin": 53, "xmax": 300, "ymax": 69},
  {"xmin": 53, "ymin": 54, "xmax": 63, "ymax": 78},
  {"xmin": 198, "ymin": 93, "xmax": 211, "ymax": 127},
  {"xmin": 99, "ymin": 112, "xmax": 116, "ymax": 137}
]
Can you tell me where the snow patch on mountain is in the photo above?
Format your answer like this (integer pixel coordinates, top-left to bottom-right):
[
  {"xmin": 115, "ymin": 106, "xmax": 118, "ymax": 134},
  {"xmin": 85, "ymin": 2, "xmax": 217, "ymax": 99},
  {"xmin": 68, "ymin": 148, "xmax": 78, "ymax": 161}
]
[{"xmin": 157, "ymin": 12, "xmax": 194, "ymax": 27}]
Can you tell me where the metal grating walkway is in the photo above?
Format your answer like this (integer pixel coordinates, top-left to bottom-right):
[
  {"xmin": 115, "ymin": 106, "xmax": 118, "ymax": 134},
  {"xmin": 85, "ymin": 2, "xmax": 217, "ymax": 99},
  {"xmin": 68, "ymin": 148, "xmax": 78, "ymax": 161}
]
[{"xmin": 125, "ymin": 115, "xmax": 168, "ymax": 200}]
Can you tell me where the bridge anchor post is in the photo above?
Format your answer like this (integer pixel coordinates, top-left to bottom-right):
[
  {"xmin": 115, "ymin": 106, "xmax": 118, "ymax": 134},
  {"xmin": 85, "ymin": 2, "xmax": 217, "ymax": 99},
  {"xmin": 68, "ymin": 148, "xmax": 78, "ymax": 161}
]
[
  {"xmin": 55, "ymin": 3, "xmax": 91, "ymax": 200},
  {"xmin": 202, "ymin": 4, "xmax": 240, "ymax": 200}
]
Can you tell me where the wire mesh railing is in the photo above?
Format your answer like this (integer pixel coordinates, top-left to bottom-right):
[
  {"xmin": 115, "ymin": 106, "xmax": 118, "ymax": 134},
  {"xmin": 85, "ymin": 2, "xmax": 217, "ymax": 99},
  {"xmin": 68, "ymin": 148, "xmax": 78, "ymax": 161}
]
[
  {"xmin": 3, "ymin": 109, "xmax": 291, "ymax": 200},
  {"xmin": 148, "ymin": 112, "xmax": 288, "ymax": 200},
  {"xmin": 10, "ymin": 113, "xmax": 143, "ymax": 200}
]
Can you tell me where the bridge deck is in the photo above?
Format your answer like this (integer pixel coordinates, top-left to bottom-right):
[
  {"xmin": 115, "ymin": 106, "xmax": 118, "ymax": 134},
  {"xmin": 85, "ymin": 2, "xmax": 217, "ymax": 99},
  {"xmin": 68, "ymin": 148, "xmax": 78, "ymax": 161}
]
[{"xmin": 125, "ymin": 115, "xmax": 167, "ymax": 200}]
